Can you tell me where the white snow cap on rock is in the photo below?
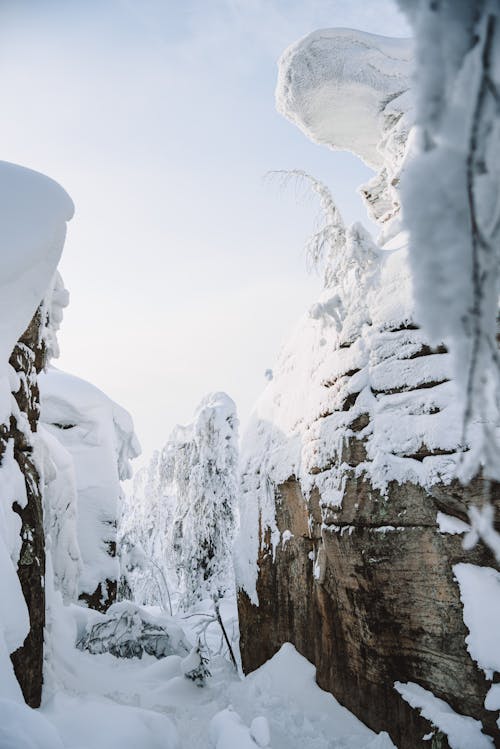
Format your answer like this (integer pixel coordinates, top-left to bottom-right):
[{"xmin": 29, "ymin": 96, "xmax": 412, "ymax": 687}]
[
  {"xmin": 276, "ymin": 28, "xmax": 412, "ymax": 170},
  {"xmin": 42, "ymin": 271, "xmax": 70, "ymax": 363},
  {"xmin": 40, "ymin": 367, "xmax": 141, "ymax": 598},
  {"xmin": 0, "ymin": 161, "xmax": 72, "ymax": 699}
]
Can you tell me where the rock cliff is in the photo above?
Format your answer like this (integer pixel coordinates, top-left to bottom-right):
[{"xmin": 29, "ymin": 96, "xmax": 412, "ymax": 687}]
[{"xmin": 236, "ymin": 29, "xmax": 500, "ymax": 748}]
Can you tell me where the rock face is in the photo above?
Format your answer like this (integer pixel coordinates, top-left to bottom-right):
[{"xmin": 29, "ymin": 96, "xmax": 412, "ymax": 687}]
[
  {"xmin": 237, "ymin": 28, "xmax": 500, "ymax": 749},
  {"xmin": 5, "ymin": 310, "xmax": 46, "ymax": 707},
  {"xmin": 238, "ymin": 476, "xmax": 500, "ymax": 748}
]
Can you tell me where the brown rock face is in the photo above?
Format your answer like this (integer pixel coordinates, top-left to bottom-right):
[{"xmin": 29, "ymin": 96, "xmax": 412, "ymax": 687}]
[
  {"xmin": 2, "ymin": 310, "xmax": 47, "ymax": 707},
  {"xmin": 238, "ymin": 464, "xmax": 500, "ymax": 748},
  {"xmin": 79, "ymin": 579, "xmax": 117, "ymax": 613}
]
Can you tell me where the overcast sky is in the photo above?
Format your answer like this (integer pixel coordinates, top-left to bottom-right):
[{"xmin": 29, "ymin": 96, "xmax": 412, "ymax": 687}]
[{"xmin": 0, "ymin": 0, "xmax": 410, "ymax": 464}]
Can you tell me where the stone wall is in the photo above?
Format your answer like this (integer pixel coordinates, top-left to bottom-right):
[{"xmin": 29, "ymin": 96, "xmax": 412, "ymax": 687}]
[{"xmin": 238, "ymin": 444, "xmax": 500, "ymax": 748}]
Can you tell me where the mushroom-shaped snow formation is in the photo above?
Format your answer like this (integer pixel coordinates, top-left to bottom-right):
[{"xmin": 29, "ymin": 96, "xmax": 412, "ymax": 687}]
[{"xmin": 276, "ymin": 28, "xmax": 412, "ymax": 169}]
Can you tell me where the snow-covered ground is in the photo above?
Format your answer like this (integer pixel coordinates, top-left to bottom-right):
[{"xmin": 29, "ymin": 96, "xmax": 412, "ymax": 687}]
[{"xmin": 0, "ymin": 596, "xmax": 395, "ymax": 749}]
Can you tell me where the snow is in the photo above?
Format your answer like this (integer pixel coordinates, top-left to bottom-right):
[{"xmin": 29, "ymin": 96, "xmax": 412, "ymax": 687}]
[
  {"xmin": 236, "ymin": 27, "xmax": 474, "ymax": 602},
  {"xmin": 0, "ymin": 698, "xmax": 65, "ymax": 749},
  {"xmin": 0, "ymin": 161, "xmax": 72, "ymax": 702},
  {"xmin": 276, "ymin": 28, "xmax": 412, "ymax": 170},
  {"xmin": 0, "ymin": 161, "xmax": 73, "ymax": 422},
  {"xmin": 121, "ymin": 392, "xmax": 237, "ymax": 611},
  {"xmin": 41, "ymin": 271, "xmax": 70, "ymax": 363},
  {"xmin": 209, "ymin": 708, "xmax": 268, "ymax": 749},
  {"xmin": 43, "ymin": 692, "xmax": 179, "ymax": 749},
  {"xmin": 436, "ymin": 512, "xmax": 469, "ymax": 535},
  {"xmin": 396, "ymin": 2, "xmax": 500, "ymax": 479},
  {"xmin": 395, "ymin": 681, "xmax": 493, "ymax": 749},
  {"xmin": 39, "ymin": 366, "xmax": 140, "ymax": 598},
  {"xmin": 250, "ymin": 715, "xmax": 271, "ymax": 747},
  {"xmin": 39, "ymin": 426, "xmax": 81, "ymax": 602},
  {"xmin": 453, "ymin": 563, "xmax": 500, "ymax": 678},
  {"xmin": 39, "ymin": 592, "xmax": 394, "ymax": 749}
]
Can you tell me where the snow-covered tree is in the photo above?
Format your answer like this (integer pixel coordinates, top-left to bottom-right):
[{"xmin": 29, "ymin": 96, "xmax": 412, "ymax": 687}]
[
  {"xmin": 163, "ymin": 392, "xmax": 239, "ymax": 610},
  {"xmin": 119, "ymin": 452, "xmax": 176, "ymax": 614},
  {"xmin": 120, "ymin": 392, "xmax": 239, "ymax": 613}
]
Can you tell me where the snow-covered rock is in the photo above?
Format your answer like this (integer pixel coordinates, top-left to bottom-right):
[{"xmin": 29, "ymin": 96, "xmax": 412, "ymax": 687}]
[
  {"xmin": 40, "ymin": 367, "xmax": 140, "ymax": 610},
  {"xmin": 0, "ymin": 161, "xmax": 73, "ymax": 705},
  {"xmin": 237, "ymin": 24, "xmax": 500, "ymax": 749}
]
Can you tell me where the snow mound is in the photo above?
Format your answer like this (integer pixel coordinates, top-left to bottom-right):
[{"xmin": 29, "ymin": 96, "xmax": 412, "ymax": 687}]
[
  {"xmin": 209, "ymin": 707, "xmax": 271, "ymax": 749},
  {"xmin": 0, "ymin": 698, "xmax": 64, "ymax": 749},
  {"xmin": 43, "ymin": 692, "xmax": 179, "ymax": 749}
]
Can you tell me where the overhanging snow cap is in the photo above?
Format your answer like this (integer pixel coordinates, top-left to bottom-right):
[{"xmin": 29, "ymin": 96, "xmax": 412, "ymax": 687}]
[{"xmin": 276, "ymin": 28, "xmax": 412, "ymax": 169}]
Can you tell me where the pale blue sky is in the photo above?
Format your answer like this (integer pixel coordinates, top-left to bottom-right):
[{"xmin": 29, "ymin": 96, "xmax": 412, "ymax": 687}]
[{"xmin": 0, "ymin": 0, "xmax": 410, "ymax": 462}]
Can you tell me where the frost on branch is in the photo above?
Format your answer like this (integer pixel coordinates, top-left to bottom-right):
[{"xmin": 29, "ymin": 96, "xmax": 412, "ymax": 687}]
[
  {"xmin": 120, "ymin": 392, "xmax": 239, "ymax": 612},
  {"xmin": 397, "ymin": 0, "xmax": 500, "ymax": 479}
]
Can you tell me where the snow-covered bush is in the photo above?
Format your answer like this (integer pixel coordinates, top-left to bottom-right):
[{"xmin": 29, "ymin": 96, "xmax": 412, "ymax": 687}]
[
  {"xmin": 76, "ymin": 601, "xmax": 189, "ymax": 660},
  {"xmin": 180, "ymin": 642, "xmax": 211, "ymax": 687}
]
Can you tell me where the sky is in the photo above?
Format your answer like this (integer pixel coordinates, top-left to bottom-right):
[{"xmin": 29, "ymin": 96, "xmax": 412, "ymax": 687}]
[{"xmin": 0, "ymin": 0, "xmax": 410, "ymax": 465}]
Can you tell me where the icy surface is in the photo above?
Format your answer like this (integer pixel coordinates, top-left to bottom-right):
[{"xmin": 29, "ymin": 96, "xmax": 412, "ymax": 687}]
[{"xmin": 395, "ymin": 681, "xmax": 493, "ymax": 749}]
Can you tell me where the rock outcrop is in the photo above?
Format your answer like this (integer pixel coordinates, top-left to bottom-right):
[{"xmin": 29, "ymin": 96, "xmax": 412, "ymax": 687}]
[
  {"xmin": 0, "ymin": 161, "xmax": 73, "ymax": 707},
  {"xmin": 237, "ymin": 30, "xmax": 500, "ymax": 748},
  {"xmin": 6, "ymin": 309, "xmax": 47, "ymax": 707}
]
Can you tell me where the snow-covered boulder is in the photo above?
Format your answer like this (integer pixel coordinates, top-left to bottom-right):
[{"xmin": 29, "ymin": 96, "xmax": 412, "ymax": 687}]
[{"xmin": 40, "ymin": 367, "xmax": 140, "ymax": 611}]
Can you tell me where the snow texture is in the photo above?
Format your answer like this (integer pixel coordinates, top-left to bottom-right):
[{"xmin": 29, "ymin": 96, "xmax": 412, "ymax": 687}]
[
  {"xmin": 276, "ymin": 28, "xmax": 412, "ymax": 171},
  {"xmin": 40, "ymin": 593, "xmax": 394, "ymax": 749},
  {"xmin": 436, "ymin": 512, "xmax": 470, "ymax": 535},
  {"xmin": 40, "ymin": 366, "xmax": 140, "ymax": 599},
  {"xmin": 453, "ymin": 562, "xmax": 500, "ymax": 679},
  {"xmin": 395, "ymin": 681, "xmax": 493, "ymax": 748},
  {"xmin": 397, "ymin": 0, "xmax": 500, "ymax": 479}
]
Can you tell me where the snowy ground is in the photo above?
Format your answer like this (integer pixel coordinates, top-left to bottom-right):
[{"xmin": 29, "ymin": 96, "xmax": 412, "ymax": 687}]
[{"xmin": 1, "ymin": 597, "xmax": 395, "ymax": 749}]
